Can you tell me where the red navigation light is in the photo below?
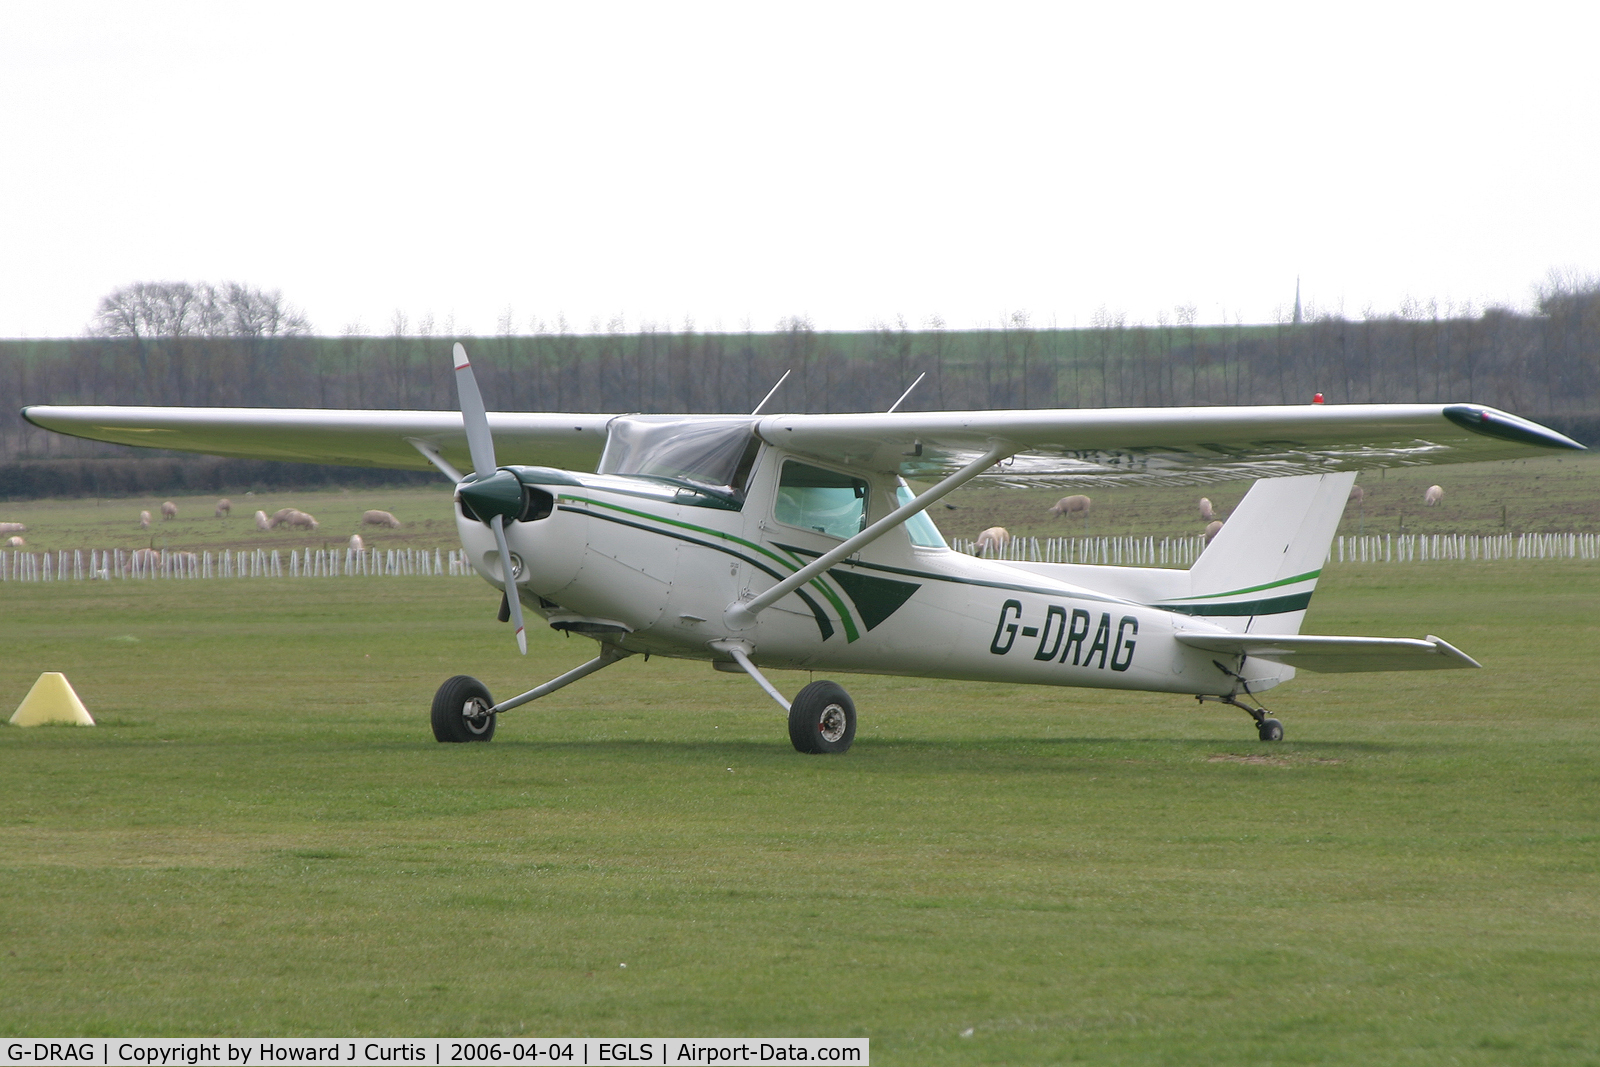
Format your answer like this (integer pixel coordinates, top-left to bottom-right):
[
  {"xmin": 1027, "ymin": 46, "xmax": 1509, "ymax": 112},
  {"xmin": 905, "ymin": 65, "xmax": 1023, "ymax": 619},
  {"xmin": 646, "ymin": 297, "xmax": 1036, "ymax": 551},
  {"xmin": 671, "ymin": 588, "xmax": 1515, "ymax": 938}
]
[{"xmin": 1312, "ymin": 393, "xmax": 1325, "ymax": 404}]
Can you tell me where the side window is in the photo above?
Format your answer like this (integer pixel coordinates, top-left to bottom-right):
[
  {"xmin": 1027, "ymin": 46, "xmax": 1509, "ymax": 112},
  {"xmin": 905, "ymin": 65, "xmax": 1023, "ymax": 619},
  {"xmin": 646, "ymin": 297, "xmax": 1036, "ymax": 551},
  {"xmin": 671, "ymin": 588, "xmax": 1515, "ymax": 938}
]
[
  {"xmin": 775, "ymin": 461, "xmax": 868, "ymax": 539},
  {"xmin": 896, "ymin": 481, "xmax": 948, "ymax": 548}
]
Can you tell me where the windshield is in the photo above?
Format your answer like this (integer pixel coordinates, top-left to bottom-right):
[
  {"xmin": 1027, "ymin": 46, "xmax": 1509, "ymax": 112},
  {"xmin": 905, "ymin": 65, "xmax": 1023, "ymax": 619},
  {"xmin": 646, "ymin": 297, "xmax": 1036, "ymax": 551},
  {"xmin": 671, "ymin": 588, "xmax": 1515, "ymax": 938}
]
[{"xmin": 598, "ymin": 416, "xmax": 762, "ymax": 499}]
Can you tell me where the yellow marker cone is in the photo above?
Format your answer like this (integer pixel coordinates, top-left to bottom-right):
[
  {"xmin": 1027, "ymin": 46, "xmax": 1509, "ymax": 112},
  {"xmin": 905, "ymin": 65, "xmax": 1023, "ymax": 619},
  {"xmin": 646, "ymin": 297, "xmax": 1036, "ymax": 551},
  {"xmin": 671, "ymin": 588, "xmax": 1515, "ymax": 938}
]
[{"xmin": 10, "ymin": 672, "xmax": 95, "ymax": 726}]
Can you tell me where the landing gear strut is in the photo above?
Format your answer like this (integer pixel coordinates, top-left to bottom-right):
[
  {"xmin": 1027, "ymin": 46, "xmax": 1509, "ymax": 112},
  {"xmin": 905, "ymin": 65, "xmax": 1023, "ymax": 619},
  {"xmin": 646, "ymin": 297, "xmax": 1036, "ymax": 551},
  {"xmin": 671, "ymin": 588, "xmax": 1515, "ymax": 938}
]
[
  {"xmin": 430, "ymin": 645, "xmax": 634, "ymax": 743},
  {"xmin": 1196, "ymin": 692, "xmax": 1283, "ymax": 741},
  {"xmin": 710, "ymin": 639, "xmax": 857, "ymax": 755},
  {"xmin": 1198, "ymin": 658, "xmax": 1283, "ymax": 741}
]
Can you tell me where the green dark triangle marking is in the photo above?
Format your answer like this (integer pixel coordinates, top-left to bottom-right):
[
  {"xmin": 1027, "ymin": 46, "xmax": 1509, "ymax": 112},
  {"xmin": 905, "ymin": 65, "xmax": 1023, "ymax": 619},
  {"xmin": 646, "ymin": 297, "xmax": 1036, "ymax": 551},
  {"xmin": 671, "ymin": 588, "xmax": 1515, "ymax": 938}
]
[{"xmin": 829, "ymin": 569, "xmax": 921, "ymax": 631}]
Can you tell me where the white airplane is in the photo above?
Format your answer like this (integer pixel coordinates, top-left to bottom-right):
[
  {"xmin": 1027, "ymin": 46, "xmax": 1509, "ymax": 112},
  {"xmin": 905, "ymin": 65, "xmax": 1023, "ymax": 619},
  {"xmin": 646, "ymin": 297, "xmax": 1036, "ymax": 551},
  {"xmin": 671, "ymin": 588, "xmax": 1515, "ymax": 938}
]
[{"xmin": 23, "ymin": 345, "xmax": 1585, "ymax": 750}]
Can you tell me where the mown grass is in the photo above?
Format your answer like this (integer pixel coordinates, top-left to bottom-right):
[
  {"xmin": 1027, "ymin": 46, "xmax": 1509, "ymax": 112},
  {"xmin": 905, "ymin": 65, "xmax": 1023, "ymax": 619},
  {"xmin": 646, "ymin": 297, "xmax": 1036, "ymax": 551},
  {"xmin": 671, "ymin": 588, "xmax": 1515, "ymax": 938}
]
[{"xmin": 2, "ymin": 560, "xmax": 1598, "ymax": 1062}]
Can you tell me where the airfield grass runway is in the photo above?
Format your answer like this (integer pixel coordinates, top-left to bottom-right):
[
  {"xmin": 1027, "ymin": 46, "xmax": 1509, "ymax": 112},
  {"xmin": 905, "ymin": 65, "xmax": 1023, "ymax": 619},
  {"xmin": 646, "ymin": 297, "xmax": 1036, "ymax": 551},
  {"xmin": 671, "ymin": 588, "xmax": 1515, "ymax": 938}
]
[{"xmin": 2, "ymin": 562, "xmax": 1598, "ymax": 1063}]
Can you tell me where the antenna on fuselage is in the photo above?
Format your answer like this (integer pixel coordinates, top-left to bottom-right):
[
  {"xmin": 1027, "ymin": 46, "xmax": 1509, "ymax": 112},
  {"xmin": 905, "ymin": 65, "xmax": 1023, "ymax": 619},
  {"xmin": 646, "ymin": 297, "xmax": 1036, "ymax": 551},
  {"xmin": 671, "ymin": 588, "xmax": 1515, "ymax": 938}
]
[
  {"xmin": 886, "ymin": 372, "xmax": 926, "ymax": 413},
  {"xmin": 751, "ymin": 369, "xmax": 792, "ymax": 415}
]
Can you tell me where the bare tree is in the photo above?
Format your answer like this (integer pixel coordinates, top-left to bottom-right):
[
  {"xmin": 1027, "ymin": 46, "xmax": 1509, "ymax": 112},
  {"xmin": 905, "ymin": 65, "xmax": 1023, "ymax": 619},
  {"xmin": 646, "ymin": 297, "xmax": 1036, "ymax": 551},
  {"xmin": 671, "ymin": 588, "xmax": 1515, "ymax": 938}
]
[{"xmin": 93, "ymin": 281, "xmax": 308, "ymax": 339}]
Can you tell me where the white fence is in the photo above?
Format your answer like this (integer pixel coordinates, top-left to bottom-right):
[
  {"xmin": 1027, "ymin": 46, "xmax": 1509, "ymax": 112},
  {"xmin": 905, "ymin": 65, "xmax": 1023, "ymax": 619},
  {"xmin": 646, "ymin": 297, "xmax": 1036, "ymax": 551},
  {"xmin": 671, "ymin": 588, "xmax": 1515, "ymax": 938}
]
[
  {"xmin": 0, "ymin": 547, "xmax": 479, "ymax": 582},
  {"xmin": 7, "ymin": 533, "xmax": 1596, "ymax": 583},
  {"xmin": 1335, "ymin": 531, "xmax": 1600, "ymax": 563},
  {"xmin": 949, "ymin": 532, "xmax": 1600, "ymax": 566},
  {"xmin": 950, "ymin": 534, "xmax": 1209, "ymax": 567}
]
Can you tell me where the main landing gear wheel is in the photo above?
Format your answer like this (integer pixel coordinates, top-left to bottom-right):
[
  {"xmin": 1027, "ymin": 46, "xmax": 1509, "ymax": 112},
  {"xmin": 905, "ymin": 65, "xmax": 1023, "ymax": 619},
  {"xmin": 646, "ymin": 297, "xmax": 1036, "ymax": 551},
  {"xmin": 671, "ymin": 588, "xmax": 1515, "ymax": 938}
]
[
  {"xmin": 432, "ymin": 675, "xmax": 497, "ymax": 743},
  {"xmin": 1257, "ymin": 717, "xmax": 1284, "ymax": 742},
  {"xmin": 789, "ymin": 680, "xmax": 856, "ymax": 755}
]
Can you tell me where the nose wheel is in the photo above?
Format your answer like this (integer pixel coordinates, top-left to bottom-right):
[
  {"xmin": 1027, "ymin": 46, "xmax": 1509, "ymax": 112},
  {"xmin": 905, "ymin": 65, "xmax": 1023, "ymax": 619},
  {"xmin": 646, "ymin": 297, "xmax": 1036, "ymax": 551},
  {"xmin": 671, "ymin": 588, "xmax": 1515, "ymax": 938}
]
[{"xmin": 432, "ymin": 675, "xmax": 497, "ymax": 742}]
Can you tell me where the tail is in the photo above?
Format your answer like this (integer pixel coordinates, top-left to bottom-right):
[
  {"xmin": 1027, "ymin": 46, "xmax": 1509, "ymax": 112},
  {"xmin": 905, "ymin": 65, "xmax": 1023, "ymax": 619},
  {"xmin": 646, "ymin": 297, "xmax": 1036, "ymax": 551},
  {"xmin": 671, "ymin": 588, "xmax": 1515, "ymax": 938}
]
[{"xmin": 1159, "ymin": 471, "xmax": 1356, "ymax": 634}]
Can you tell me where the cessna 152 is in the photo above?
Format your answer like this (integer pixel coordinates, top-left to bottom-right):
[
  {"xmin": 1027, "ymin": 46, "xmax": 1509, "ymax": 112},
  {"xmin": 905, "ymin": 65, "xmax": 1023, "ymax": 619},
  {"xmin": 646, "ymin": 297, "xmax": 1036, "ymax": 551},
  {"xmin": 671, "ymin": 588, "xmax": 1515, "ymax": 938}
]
[{"xmin": 23, "ymin": 344, "xmax": 1585, "ymax": 751}]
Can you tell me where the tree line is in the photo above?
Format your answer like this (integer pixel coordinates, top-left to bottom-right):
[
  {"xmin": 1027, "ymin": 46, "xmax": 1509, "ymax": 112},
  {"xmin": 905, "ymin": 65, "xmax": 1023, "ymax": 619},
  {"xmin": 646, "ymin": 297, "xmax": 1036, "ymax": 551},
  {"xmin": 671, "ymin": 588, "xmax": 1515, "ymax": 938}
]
[{"xmin": 3, "ymin": 285, "xmax": 1597, "ymax": 496}]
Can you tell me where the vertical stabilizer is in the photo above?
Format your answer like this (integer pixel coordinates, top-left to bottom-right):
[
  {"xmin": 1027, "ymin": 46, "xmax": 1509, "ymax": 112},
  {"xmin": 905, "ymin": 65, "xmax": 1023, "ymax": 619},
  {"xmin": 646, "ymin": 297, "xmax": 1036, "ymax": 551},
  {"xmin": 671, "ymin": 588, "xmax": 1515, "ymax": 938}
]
[{"xmin": 1159, "ymin": 471, "xmax": 1355, "ymax": 634}]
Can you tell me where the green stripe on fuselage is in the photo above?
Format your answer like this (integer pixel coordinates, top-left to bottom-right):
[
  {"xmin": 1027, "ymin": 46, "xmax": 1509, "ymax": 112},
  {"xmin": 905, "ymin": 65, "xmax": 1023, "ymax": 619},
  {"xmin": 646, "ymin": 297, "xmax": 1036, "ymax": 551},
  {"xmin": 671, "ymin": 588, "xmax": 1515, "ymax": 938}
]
[
  {"xmin": 1161, "ymin": 592, "xmax": 1313, "ymax": 616},
  {"xmin": 1164, "ymin": 569, "xmax": 1321, "ymax": 602}
]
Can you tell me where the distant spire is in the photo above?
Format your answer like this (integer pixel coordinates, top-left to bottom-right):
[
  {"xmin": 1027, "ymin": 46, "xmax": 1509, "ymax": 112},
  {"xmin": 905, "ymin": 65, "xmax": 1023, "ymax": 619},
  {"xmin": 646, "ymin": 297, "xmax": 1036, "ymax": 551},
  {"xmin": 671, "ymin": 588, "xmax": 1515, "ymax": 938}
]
[{"xmin": 1293, "ymin": 276, "xmax": 1303, "ymax": 324}]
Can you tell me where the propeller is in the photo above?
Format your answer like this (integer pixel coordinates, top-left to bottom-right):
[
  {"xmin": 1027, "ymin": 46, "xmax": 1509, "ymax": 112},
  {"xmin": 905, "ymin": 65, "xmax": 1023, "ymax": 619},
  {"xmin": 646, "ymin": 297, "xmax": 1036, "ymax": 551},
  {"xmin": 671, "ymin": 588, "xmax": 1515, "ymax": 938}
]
[{"xmin": 452, "ymin": 342, "xmax": 527, "ymax": 655}]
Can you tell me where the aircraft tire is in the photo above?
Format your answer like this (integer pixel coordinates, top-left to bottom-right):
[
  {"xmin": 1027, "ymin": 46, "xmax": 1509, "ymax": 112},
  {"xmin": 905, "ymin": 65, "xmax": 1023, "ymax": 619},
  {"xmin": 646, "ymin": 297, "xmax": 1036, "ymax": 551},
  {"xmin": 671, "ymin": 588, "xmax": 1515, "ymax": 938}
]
[
  {"xmin": 1257, "ymin": 717, "xmax": 1283, "ymax": 742},
  {"xmin": 432, "ymin": 675, "xmax": 497, "ymax": 743},
  {"xmin": 788, "ymin": 681, "xmax": 856, "ymax": 755}
]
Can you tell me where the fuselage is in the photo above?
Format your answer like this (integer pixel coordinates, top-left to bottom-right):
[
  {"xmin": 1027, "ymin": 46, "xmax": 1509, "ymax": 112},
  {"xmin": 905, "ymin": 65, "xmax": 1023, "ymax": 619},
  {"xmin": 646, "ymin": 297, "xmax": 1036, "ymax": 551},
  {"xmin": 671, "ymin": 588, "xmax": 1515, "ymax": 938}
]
[{"xmin": 454, "ymin": 447, "xmax": 1275, "ymax": 699}]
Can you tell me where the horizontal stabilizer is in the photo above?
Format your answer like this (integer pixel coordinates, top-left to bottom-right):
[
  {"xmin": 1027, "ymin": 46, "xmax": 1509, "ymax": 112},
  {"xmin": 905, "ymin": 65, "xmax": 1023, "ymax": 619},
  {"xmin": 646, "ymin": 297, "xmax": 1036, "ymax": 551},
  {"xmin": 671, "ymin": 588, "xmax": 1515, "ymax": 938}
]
[{"xmin": 1175, "ymin": 632, "xmax": 1481, "ymax": 673}]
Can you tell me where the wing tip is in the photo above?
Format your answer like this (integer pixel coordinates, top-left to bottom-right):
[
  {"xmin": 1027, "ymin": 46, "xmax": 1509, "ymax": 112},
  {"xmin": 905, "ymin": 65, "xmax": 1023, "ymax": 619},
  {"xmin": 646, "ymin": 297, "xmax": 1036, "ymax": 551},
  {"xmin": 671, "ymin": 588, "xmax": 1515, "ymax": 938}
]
[
  {"xmin": 1442, "ymin": 405, "xmax": 1586, "ymax": 451},
  {"xmin": 1425, "ymin": 634, "xmax": 1483, "ymax": 669}
]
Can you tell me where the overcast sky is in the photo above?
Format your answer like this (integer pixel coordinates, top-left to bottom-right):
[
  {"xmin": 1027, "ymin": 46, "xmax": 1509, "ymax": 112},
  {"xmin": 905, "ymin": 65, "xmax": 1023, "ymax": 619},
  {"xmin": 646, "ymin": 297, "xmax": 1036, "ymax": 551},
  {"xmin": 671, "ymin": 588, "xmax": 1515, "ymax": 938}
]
[{"xmin": 2, "ymin": 2, "xmax": 1596, "ymax": 338}]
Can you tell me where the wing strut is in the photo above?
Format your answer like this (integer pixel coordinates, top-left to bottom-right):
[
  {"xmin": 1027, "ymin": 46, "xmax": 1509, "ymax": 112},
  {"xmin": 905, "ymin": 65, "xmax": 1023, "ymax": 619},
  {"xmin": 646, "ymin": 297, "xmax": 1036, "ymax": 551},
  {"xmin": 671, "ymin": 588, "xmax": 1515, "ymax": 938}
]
[
  {"xmin": 724, "ymin": 441, "xmax": 1014, "ymax": 630},
  {"xmin": 405, "ymin": 438, "xmax": 465, "ymax": 482}
]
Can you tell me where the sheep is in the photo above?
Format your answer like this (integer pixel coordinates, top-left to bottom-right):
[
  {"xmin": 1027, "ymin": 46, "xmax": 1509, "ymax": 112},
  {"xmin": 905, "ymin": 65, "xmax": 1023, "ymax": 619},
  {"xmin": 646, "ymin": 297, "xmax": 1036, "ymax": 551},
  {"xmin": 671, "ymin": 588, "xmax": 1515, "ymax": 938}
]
[
  {"xmin": 1048, "ymin": 495, "xmax": 1091, "ymax": 517},
  {"xmin": 362, "ymin": 509, "xmax": 402, "ymax": 529},
  {"xmin": 215, "ymin": 498, "xmax": 232, "ymax": 518},
  {"xmin": 161, "ymin": 501, "xmax": 177, "ymax": 521},
  {"xmin": 1198, "ymin": 497, "xmax": 1215, "ymax": 522},
  {"xmin": 125, "ymin": 547, "xmax": 159, "ymax": 575},
  {"xmin": 283, "ymin": 510, "xmax": 318, "ymax": 531},
  {"xmin": 1348, "ymin": 484, "xmax": 1365, "ymax": 505},
  {"xmin": 254, "ymin": 510, "xmax": 271, "ymax": 531},
  {"xmin": 1204, "ymin": 519, "xmax": 1224, "ymax": 544},
  {"xmin": 139, "ymin": 510, "xmax": 151, "ymax": 529},
  {"xmin": 5, "ymin": 535, "xmax": 23, "ymax": 547},
  {"xmin": 348, "ymin": 533, "xmax": 364, "ymax": 552},
  {"xmin": 268, "ymin": 507, "xmax": 298, "ymax": 527},
  {"xmin": 0, "ymin": 522, "xmax": 25, "ymax": 534},
  {"xmin": 1424, "ymin": 484, "xmax": 1444, "ymax": 507},
  {"xmin": 975, "ymin": 526, "xmax": 1012, "ymax": 555}
]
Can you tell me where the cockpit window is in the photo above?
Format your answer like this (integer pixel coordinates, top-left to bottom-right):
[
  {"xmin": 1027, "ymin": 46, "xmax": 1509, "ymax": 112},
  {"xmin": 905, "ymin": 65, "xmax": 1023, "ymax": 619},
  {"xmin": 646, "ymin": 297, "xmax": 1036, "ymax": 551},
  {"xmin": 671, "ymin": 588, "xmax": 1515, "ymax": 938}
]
[
  {"xmin": 775, "ymin": 461, "xmax": 868, "ymax": 539},
  {"xmin": 598, "ymin": 416, "xmax": 761, "ymax": 503}
]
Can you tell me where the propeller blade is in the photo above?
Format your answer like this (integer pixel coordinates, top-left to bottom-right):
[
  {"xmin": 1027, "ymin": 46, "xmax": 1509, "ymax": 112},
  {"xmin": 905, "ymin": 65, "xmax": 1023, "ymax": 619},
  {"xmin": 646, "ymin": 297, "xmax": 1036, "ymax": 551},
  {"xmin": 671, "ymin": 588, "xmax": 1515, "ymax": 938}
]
[
  {"xmin": 452, "ymin": 342, "xmax": 498, "ymax": 478},
  {"xmin": 490, "ymin": 514, "xmax": 527, "ymax": 655},
  {"xmin": 454, "ymin": 344, "xmax": 524, "ymax": 655}
]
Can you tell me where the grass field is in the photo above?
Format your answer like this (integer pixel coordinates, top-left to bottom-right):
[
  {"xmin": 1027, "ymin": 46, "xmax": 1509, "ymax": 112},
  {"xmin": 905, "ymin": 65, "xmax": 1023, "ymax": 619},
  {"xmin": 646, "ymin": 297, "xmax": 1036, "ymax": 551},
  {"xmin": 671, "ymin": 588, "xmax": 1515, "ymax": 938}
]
[
  {"xmin": 3, "ymin": 559, "xmax": 1598, "ymax": 1061},
  {"xmin": 0, "ymin": 485, "xmax": 460, "ymax": 554},
  {"xmin": 941, "ymin": 454, "xmax": 1600, "ymax": 545}
]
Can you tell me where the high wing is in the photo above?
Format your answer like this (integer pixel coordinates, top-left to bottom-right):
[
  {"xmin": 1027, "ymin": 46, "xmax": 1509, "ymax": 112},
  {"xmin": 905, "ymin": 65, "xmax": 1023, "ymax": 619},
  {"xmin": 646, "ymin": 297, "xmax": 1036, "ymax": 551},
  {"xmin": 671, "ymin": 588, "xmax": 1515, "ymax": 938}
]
[
  {"xmin": 22, "ymin": 400, "xmax": 1582, "ymax": 485},
  {"xmin": 1174, "ymin": 633, "xmax": 1482, "ymax": 673},
  {"xmin": 21, "ymin": 406, "xmax": 612, "ymax": 475},
  {"xmin": 757, "ymin": 403, "xmax": 1584, "ymax": 486}
]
